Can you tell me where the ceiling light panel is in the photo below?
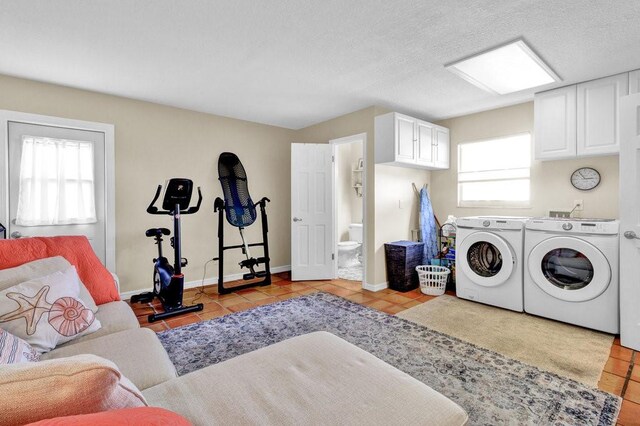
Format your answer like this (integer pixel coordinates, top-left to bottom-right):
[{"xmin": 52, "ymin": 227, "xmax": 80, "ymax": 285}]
[{"xmin": 446, "ymin": 40, "xmax": 560, "ymax": 95}]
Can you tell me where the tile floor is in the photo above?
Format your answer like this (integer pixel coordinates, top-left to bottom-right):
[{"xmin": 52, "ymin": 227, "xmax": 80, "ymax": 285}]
[{"xmin": 129, "ymin": 273, "xmax": 639, "ymax": 425}]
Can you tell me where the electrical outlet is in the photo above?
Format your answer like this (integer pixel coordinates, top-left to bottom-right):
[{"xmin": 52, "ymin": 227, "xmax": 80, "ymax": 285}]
[{"xmin": 574, "ymin": 199, "xmax": 584, "ymax": 211}]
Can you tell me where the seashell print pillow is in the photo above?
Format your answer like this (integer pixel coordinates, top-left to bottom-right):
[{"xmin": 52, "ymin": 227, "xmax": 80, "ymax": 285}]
[
  {"xmin": 0, "ymin": 266, "xmax": 101, "ymax": 353},
  {"xmin": 0, "ymin": 328, "xmax": 40, "ymax": 364}
]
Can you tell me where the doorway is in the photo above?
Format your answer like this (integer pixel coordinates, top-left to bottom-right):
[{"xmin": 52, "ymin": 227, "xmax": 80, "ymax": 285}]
[
  {"xmin": 331, "ymin": 134, "xmax": 366, "ymax": 285},
  {"xmin": 0, "ymin": 111, "xmax": 115, "ymax": 271}
]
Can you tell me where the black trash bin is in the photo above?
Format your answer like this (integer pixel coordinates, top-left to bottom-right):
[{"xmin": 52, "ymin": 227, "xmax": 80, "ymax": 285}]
[{"xmin": 384, "ymin": 240, "xmax": 425, "ymax": 292}]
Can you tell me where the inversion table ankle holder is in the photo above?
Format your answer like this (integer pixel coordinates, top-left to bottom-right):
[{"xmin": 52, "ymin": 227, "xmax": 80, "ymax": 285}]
[{"xmin": 213, "ymin": 152, "xmax": 271, "ymax": 294}]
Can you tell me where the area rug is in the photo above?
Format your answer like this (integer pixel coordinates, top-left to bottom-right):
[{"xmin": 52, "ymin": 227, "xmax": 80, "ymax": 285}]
[
  {"xmin": 396, "ymin": 295, "xmax": 613, "ymax": 387},
  {"xmin": 158, "ymin": 292, "xmax": 620, "ymax": 425}
]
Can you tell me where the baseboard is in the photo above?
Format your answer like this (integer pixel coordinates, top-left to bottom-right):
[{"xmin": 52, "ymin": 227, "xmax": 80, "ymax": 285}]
[
  {"xmin": 120, "ymin": 265, "xmax": 291, "ymax": 300},
  {"xmin": 362, "ymin": 281, "xmax": 388, "ymax": 292}
]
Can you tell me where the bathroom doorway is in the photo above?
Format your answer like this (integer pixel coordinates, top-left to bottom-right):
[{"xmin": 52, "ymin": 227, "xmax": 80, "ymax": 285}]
[{"xmin": 330, "ymin": 134, "xmax": 366, "ymax": 285}]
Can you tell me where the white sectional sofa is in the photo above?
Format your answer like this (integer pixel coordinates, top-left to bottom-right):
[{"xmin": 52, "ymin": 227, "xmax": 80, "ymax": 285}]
[{"xmin": 38, "ymin": 298, "xmax": 468, "ymax": 425}]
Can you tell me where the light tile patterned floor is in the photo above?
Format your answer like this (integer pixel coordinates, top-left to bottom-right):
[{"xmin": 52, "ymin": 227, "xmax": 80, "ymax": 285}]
[{"xmin": 129, "ymin": 272, "xmax": 639, "ymax": 425}]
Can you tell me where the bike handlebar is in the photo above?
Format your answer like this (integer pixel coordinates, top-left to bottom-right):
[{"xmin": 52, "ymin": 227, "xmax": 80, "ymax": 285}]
[
  {"xmin": 146, "ymin": 185, "xmax": 203, "ymax": 215},
  {"xmin": 184, "ymin": 187, "xmax": 203, "ymax": 214},
  {"xmin": 146, "ymin": 185, "xmax": 163, "ymax": 215}
]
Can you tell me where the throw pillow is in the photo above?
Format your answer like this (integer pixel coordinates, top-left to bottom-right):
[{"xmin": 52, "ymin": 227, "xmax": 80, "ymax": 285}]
[
  {"xmin": 0, "ymin": 354, "xmax": 147, "ymax": 426},
  {"xmin": 24, "ymin": 407, "xmax": 192, "ymax": 425},
  {"xmin": 0, "ymin": 328, "xmax": 40, "ymax": 364},
  {"xmin": 0, "ymin": 236, "xmax": 120, "ymax": 305},
  {"xmin": 0, "ymin": 266, "xmax": 101, "ymax": 352},
  {"xmin": 0, "ymin": 256, "xmax": 99, "ymax": 313}
]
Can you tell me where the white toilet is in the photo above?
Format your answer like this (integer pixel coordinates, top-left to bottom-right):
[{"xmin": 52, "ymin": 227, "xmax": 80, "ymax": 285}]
[{"xmin": 338, "ymin": 223, "xmax": 363, "ymax": 268}]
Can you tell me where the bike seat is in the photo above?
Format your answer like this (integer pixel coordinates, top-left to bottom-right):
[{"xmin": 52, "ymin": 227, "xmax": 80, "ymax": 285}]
[{"xmin": 145, "ymin": 228, "xmax": 170, "ymax": 237}]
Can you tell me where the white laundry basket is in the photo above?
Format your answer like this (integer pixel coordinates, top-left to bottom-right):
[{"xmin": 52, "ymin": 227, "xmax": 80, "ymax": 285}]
[{"xmin": 416, "ymin": 265, "xmax": 450, "ymax": 296}]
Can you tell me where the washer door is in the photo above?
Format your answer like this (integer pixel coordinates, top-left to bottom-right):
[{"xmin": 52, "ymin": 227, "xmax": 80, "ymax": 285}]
[
  {"xmin": 528, "ymin": 236, "xmax": 611, "ymax": 302},
  {"xmin": 458, "ymin": 231, "xmax": 515, "ymax": 287}
]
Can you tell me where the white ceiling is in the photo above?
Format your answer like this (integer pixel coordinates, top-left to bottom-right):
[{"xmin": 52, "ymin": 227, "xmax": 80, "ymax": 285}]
[{"xmin": 1, "ymin": 1, "xmax": 640, "ymax": 129}]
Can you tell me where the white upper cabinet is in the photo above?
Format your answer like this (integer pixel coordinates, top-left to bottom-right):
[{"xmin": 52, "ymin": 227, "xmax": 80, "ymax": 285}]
[
  {"xmin": 375, "ymin": 112, "xmax": 449, "ymax": 170},
  {"xmin": 576, "ymin": 73, "xmax": 628, "ymax": 157},
  {"xmin": 396, "ymin": 114, "xmax": 417, "ymax": 163},
  {"xmin": 416, "ymin": 120, "xmax": 435, "ymax": 165},
  {"xmin": 534, "ymin": 71, "xmax": 631, "ymax": 161},
  {"xmin": 433, "ymin": 125, "xmax": 450, "ymax": 169},
  {"xmin": 534, "ymin": 85, "xmax": 577, "ymax": 160}
]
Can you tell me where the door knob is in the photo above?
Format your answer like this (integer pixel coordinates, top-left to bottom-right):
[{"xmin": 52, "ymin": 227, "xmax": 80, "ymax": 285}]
[
  {"xmin": 624, "ymin": 230, "xmax": 640, "ymax": 240},
  {"xmin": 10, "ymin": 231, "xmax": 22, "ymax": 239},
  {"xmin": 292, "ymin": 217, "xmax": 303, "ymax": 222}
]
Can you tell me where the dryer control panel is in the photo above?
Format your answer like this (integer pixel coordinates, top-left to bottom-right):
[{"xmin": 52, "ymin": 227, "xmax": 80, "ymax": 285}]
[{"xmin": 526, "ymin": 218, "xmax": 619, "ymax": 235}]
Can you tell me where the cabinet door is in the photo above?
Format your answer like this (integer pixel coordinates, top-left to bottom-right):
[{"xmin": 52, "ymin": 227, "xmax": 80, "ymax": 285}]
[
  {"xmin": 395, "ymin": 114, "xmax": 416, "ymax": 163},
  {"xmin": 577, "ymin": 73, "xmax": 628, "ymax": 156},
  {"xmin": 416, "ymin": 120, "xmax": 434, "ymax": 165},
  {"xmin": 534, "ymin": 85, "xmax": 577, "ymax": 160},
  {"xmin": 433, "ymin": 126, "xmax": 450, "ymax": 169},
  {"xmin": 630, "ymin": 70, "xmax": 640, "ymax": 94}
]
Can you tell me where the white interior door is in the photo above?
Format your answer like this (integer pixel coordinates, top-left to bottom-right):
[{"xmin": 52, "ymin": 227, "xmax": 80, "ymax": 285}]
[
  {"xmin": 291, "ymin": 143, "xmax": 333, "ymax": 281},
  {"xmin": 620, "ymin": 92, "xmax": 640, "ymax": 350},
  {"xmin": 0, "ymin": 114, "xmax": 114, "ymax": 270}
]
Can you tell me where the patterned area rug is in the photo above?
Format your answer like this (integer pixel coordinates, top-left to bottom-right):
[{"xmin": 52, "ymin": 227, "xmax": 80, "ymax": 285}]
[{"xmin": 158, "ymin": 292, "xmax": 620, "ymax": 425}]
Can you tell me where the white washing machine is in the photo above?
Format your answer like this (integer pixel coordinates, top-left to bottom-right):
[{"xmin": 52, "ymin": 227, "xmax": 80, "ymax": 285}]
[
  {"xmin": 524, "ymin": 218, "xmax": 619, "ymax": 334},
  {"xmin": 456, "ymin": 216, "xmax": 528, "ymax": 312}
]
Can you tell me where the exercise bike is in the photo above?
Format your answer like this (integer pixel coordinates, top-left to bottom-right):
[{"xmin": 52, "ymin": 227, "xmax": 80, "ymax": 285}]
[{"xmin": 131, "ymin": 178, "xmax": 204, "ymax": 322}]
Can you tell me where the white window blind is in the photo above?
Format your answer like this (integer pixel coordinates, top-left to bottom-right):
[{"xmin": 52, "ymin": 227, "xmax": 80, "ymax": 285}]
[
  {"xmin": 458, "ymin": 133, "xmax": 531, "ymax": 207},
  {"xmin": 16, "ymin": 136, "xmax": 97, "ymax": 226}
]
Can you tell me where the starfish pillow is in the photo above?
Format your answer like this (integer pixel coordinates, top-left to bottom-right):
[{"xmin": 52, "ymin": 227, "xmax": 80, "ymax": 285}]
[{"xmin": 0, "ymin": 266, "xmax": 101, "ymax": 353}]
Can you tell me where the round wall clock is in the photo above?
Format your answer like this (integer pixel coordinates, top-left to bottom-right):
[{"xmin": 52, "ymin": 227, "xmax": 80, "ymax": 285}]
[{"xmin": 570, "ymin": 167, "xmax": 601, "ymax": 191}]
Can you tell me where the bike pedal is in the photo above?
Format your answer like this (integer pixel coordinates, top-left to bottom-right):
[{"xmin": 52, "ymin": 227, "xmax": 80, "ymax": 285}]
[
  {"xmin": 243, "ymin": 273, "xmax": 256, "ymax": 280},
  {"xmin": 255, "ymin": 271, "xmax": 267, "ymax": 278}
]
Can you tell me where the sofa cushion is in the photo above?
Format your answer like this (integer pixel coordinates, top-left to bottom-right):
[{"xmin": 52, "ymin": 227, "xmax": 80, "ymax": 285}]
[
  {"xmin": 0, "ymin": 328, "xmax": 40, "ymax": 364},
  {"xmin": 58, "ymin": 300, "xmax": 139, "ymax": 346},
  {"xmin": 0, "ymin": 256, "xmax": 99, "ymax": 313},
  {"xmin": 0, "ymin": 266, "xmax": 101, "ymax": 353},
  {"xmin": 142, "ymin": 331, "xmax": 468, "ymax": 426},
  {"xmin": 42, "ymin": 327, "xmax": 177, "ymax": 390},
  {"xmin": 0, "ymin": 354, "xmax": 146, "ymax": 426},
  {"xmin": 0, "ymin": 236, "xmax": 119, "ymax": 305},
  {"xmin": 25, "ymin": 407, "xmax": 191, "ymax": 426}
]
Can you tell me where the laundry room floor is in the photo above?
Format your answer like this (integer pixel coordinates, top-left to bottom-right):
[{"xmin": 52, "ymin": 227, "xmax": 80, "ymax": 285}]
[{"xmin": 128, "ymin": 273, "xmax": 640, "ymax": 424}]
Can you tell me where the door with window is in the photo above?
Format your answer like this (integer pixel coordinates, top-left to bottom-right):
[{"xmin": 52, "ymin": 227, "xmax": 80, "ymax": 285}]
[{"xmin": 1, "ymin": 113, "xmax": 114, "ymax": 270}]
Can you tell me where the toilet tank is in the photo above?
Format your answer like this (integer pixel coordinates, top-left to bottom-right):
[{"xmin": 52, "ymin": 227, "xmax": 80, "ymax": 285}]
[{"xmin": 348, "ymin": 223, "xmax": 363, "ymax": 243}]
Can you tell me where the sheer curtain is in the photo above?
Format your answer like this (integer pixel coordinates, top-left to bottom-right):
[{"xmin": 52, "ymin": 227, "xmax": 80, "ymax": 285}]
[{"xmin": 16, "ymin": 136, "xmax": 97, "ymax": 226}]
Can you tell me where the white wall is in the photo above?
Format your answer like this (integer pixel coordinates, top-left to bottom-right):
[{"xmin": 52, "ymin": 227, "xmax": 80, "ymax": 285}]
[
  {"xmin": 431, "ymin": 102, "xmax": 619, "ymax": 220},
  {"xmin": 336, "ymin": 141, "xmax": 363, "ymax": 241}
]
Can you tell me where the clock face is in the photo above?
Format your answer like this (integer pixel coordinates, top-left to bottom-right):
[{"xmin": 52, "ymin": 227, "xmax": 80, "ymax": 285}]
[{"xmin": 571, "ymin": 167, "xmax": 600, "ymax": 191}]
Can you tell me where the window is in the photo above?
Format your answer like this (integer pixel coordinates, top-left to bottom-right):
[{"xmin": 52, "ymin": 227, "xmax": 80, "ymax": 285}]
[
  {"xmin": 16, "ymin": 135, "xmax": 97, "ymax": 226},
  {"xmin": 458, "ymin": 133, "xmax": 531, "ymax": 207}
]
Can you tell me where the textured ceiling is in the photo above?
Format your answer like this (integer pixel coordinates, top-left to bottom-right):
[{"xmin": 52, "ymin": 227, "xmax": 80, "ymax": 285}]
[{"xmin": 1, "ymin": 1, "xmax": 640, "ymax": 129}]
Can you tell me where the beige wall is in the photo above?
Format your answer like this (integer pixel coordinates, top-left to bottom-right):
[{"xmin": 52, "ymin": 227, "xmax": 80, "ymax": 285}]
[
  {"xmin": 296, "ymin": 106, "xmax": 430, "ymax": 285},
  {"xmin": 374, "ymin": 164, "xmax": 430, "ymax": 285},
  {"xmin": 295, "ymin": 108, "xmax": 378, "ymax": 283},
  {"xmin": 432, "ymin": 102, "xmax": 619, "ymax": 220},
  {"xmin": 0, "ymin": 74, "xmax": 296, "ymax": 293}
]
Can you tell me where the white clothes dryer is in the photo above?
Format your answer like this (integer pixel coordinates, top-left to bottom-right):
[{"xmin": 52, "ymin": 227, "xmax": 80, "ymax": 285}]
[
  {"xmin": 524, "ymin": 218, "xmax": 619, "ymax": 333},
  {"xmin": 455, "ymin": 216, "xmax": 528, "ymax": 312}
]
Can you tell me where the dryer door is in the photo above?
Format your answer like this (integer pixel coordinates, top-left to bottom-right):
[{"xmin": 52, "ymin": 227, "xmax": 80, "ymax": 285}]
[
  {"xmin": 458, "ymin": 231, "xmax": 515, "ymax": 287},
  {"xmin": 528, "ymin": 236, "xmax": 611, "ymax": 302}
]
